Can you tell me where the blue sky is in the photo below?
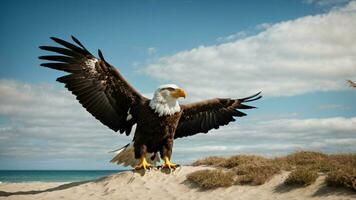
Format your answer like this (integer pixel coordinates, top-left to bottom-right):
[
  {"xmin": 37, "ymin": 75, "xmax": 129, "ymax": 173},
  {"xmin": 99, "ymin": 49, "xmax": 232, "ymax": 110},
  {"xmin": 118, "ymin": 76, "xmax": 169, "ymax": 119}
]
[
  {"xmin": 0, "ymin": 0, "xmax": 355, "ymax": 170},
  {"xmin": 0, "ymin": 0, "xmax": 325, "ymax": 88}
]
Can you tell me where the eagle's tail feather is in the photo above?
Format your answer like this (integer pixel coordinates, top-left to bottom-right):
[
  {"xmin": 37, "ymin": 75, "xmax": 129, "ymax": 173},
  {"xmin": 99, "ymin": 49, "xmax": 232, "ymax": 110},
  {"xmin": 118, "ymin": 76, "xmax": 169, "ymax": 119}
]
[{"xmin": 110, "ymin": 142, "xmax": 160, "ymax": 167}]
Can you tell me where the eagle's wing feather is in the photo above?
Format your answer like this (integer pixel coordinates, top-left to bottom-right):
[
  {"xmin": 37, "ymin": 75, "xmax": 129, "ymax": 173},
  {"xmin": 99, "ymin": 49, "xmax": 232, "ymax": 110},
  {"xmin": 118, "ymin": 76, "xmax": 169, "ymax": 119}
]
[
  {"xmin": 347, "ymin": 80, "xmax": 356, "ymax": 88},
  {"xmin": 175, "ymin": 92, "xmax": 261, "ymax": 139},
  {"xmin": 39, "ymin": 36, "xmax": 147, "ymax": 135}
]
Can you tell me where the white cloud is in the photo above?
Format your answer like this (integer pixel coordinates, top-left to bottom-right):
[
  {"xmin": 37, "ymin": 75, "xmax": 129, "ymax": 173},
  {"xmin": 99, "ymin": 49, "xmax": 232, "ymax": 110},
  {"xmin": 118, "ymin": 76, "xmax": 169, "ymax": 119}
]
[
  {"xmin": 304, "ymin": 0, "xmax": 351, "ymax": 6},
  {"xmin": 255, "ymin": 23, "xmax": 272, "ymax": 30},
  {"xmin": 317, "ymin": 104, "xmax": 351, "ymax": 110},
  {"xmin": 217, "ymin": 23, "xmax": 272, "ymax": 43},
  {"xmin": 217, "ymin": 31, "xmax": 248, "ymax": 43},
  {"xmin": 147, "ymin": 47, "xmax": 157, "ymax": 56},
  {"xmin": 144, "ymin": 2, "xmax": 356, "ymax": 100}
]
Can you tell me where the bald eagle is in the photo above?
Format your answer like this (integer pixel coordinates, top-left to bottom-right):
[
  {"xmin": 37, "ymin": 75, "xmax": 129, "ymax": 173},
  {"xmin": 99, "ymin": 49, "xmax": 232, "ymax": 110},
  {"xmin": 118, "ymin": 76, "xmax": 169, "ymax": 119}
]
[{"xmin": 39, "ymin": 36, "xmax": 262, "ymax": 170}]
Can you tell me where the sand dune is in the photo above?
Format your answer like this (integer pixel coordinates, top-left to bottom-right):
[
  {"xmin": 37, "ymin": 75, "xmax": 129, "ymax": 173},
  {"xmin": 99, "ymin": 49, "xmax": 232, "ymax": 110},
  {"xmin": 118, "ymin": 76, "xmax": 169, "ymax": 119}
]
[{"xmin": 0, "ymin": 166, "xmax": 355, "ymax": 200}]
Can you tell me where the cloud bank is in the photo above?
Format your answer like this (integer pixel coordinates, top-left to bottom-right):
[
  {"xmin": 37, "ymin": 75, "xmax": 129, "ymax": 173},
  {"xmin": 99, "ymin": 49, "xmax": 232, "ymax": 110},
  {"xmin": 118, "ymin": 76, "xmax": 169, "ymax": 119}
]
[
  {"xmin": 174, "ymin": 116, "xmax": 356, "ymax": 163},
  {"xmin": 0, "ymin": 80, "xmax": 131, "ymax": 169},
  {"xmin": 304, "ymin": 0, "xmax": 352, "ymax": 6},
  {"xmin": 144, "ymin": 2, "xmax": 356, "ymax": 100},
  {"xmin": 0, "ymin": 80, "xmax": 355, "ymax": 168}
]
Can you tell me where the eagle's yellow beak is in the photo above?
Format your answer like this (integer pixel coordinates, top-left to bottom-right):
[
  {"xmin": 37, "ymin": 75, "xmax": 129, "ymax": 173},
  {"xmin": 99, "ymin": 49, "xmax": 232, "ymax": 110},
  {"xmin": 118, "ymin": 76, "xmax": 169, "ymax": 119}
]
[{"xmin": 171, "ymin": 88, "xmax": 186, "ymax": 99}]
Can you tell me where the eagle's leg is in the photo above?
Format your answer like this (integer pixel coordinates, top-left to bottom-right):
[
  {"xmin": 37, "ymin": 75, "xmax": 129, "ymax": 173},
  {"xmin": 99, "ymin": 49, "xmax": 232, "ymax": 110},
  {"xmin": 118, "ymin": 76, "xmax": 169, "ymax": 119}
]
[
  {"xmin": 160, "ymin": 137, "xmax": 179, "ymax": 169},
  {"xmin": 134, "ymin": 144, "xmax": 152, "ymax": 170}
]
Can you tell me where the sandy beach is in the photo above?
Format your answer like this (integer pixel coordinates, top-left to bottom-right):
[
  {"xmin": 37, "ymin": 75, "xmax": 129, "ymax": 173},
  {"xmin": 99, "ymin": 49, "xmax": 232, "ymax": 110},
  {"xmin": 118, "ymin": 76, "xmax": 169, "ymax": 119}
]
[{"xmin": 0, "ymin": 166, "xmax": 355, "ymax": 200}]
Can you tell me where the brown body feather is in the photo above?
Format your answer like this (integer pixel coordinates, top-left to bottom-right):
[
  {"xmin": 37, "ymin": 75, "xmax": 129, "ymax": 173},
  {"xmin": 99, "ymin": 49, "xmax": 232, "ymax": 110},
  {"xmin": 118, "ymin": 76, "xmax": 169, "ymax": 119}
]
[
  {"xmin": 133, "ymin": 101, "xmax": 182, "ymax": 158},
  {"xmin": 39, "ymin": 36, "xmax": 261, "ymax": 164}
]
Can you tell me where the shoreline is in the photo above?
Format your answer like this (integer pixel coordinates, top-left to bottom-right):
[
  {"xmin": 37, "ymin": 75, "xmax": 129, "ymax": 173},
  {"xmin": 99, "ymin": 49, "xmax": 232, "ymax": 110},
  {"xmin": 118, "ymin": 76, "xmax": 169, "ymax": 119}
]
[
  {"xmin": 0, "ymin": 181, "xmax": 69, "ymax": 184},
  {"xmin": 0, "ymin": 170, "xmax": 126, "ymax": 183}
]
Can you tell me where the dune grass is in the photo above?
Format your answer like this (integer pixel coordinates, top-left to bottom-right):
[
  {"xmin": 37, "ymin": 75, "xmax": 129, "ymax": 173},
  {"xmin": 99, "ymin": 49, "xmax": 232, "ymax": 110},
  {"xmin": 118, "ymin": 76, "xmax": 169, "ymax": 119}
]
[
  {"xmin": 234, "ymin": 163, "xmax": 280, "ymax": 185},
  {"xmin": 284, "ymin": 167, "xmax": 319, "ymax": 186},
  {"xmin": 191, "ymin": 156, "xmax": 227, "ymax": 167},
  {"xmin": 273, "ymin": 151, "xmax": 332, "ymax": 172},
  {"xmin": 186, "ymin": 169, "xmax": 235, "ymax": 189},
  {"xmin": 326, "ymin": 165, "xmax": 356, "ymax": 191},
  {"xmin": 219, "ymin": 155, "xmax": 270, "ymax": 169},
  {"xmin": 188, "ymin": 151, "xmax": 356, "ymax": 191}
]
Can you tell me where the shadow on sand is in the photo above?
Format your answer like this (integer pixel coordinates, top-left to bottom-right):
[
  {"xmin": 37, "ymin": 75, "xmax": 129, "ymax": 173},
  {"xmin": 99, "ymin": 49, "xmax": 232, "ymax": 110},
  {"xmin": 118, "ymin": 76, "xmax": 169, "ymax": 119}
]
[
  {"xmin": 0, "ymin": 177, "xmax": 109, "ymax": 197},
  {"xmin": 273, "ymin": 182, "xmax": 356, "ymax": 197},
  {"xmin": 312, "ymin": 184, "xmax": 356, "ymax": 197},
  {"xmin": 273, "ymin": 182, "xmax": 303, "ymax": 193},
  {"xmin": 0, "ymin": 180, "xmax": 90, "ymax": 197}
]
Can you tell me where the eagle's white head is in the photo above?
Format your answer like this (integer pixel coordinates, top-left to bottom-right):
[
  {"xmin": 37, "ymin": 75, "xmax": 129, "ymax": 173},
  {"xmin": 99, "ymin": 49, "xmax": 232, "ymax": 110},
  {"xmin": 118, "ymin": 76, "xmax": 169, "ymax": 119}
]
[{"xmin": 149, "ymin": 84, "xmax": 186, "ymax": 117}]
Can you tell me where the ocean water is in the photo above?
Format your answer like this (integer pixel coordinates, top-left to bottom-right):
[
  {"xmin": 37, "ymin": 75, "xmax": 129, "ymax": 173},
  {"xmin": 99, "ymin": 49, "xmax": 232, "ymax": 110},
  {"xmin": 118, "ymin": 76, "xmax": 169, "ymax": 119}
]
[{"xmin": 0, "ymin": 170, "xmax": 125, "ymax": 183}]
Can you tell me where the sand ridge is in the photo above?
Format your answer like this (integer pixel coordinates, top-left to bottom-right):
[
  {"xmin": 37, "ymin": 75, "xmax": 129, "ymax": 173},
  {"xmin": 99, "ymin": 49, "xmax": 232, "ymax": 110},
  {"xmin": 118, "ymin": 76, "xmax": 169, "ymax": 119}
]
[{"xmin": 0, "ymin": 166, "xmax": 355, "ymax": 200}]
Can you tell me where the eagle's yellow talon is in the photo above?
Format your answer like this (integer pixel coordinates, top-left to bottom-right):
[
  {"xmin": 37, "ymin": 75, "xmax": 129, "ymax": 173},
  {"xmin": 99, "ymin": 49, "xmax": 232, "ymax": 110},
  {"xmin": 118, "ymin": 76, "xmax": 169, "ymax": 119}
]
[
  {"xmin": 161, "ymin": 156, "xmax": 179, "ymax": 169},
  {"xmin": 161, "ymin": 163, "xmax": 178, "ymax": 169},
  {"xmin": 134, "ymin": 157, "xmax": 152, "ymax": 170}
]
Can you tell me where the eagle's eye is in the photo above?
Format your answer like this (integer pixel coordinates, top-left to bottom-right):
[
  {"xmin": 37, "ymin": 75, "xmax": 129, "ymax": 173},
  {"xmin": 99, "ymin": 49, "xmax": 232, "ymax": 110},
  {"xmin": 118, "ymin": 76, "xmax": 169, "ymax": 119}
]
[
  {"xmin": 166, "ymin": 87, "xmax": 175, "ymax": 91},
  {"xmin": 161, "ymin": 87, "xmax": 175, "ymax": 92}
]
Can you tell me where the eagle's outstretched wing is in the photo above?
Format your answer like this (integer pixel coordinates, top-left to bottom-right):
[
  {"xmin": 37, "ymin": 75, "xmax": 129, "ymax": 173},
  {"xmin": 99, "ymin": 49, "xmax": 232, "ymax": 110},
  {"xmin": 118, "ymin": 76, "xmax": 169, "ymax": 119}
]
[
  {"xmin": 347, "ymin": 80, "xmax": 356, "ymax": 88},
  {"xmin": 175, "ymin": 92, "xmax": 261, "ymax": 139},
  {"xmin": 39, "ymin": 36, "xmax": 147, "ymax": 135}
]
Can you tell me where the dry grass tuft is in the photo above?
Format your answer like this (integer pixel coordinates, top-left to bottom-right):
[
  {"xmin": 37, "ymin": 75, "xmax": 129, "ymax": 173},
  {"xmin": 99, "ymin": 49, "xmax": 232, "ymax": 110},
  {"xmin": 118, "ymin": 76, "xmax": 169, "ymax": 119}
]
[
  {"xmin": 234, "ymin": 163, "xmax": 280, "ymax": 185},
  {"xmin": 326, "ymin": 165, "xmax": 356, "ymax": 191},
  {"xmin": 219, "ymin": 155, "xmax": 270, "ymax": 169},
  {"xmin": 284, "ymin": 167, "xmax": 319, "ymax": 186},
  {"xmin": 274, "ymin": 151, "xmax": 332, "ymax": 172},
  {"xmin": 191, "ymin": 156, "xmax": 227, "ymax": 167},
  {"xmin": 328, "ymin": 154, "xmax": 356, "ymax": 167},
  {"xmin": 186, "ymin": 169, "xmax": 235, "ymax": 189}
]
